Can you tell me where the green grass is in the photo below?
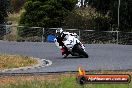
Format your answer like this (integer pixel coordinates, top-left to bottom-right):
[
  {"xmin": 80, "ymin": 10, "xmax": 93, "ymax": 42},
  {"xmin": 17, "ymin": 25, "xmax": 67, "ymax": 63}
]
[{"xmin": 0, "ymin": 76, "xmax": 131, "ymax": 88}]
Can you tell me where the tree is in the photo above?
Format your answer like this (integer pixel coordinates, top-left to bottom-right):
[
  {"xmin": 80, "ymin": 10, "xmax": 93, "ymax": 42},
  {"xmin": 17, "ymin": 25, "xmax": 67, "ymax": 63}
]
[
  {"xmin": 19, "ymin": 0, "xmax": 77, "ymax": 27},
  {"xmin": 0, "ymin": 0, "xmax": 9, "ymax": 38},
  {"xmin": 85, "ymin": 0, "xmax": 111, "ymax": 14},
  {"xmin": 63, "ymin": 7, "xmax": 110, "ymax": 31},
  {"xmin": 86, "ymin": 0, "xmax": 132, "ymax": 31},
  {"xmin": 109, "ymin": 0, "xmax": 132, "ymax": 31},
  {"xmin": 10, "ymin": 0, "xmax": 25, "ymax": 13},
  {"xmin": 18, "ymin": 0, "xmax": 77, "ymax": 37},
  {"xmin": 0, "ymin": 0, "xmax": 8, "ymax": 24}
]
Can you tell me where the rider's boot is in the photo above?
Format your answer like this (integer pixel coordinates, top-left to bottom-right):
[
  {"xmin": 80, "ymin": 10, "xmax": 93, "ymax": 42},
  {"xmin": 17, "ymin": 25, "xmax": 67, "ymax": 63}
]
[{"xmin": 61, "ymin": 47, "xmax": 69, "ymax": 58}]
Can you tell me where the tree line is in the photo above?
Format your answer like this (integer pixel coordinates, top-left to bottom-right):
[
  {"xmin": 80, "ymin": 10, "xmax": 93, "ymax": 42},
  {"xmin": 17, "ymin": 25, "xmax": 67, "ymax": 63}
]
[
  {"xmin": 85, "ymin": 0, "xmax": 132, "ymax": 31},
  {"xmin": 0, "ymin": 0, "xmax": 132, "ymax": 38}
]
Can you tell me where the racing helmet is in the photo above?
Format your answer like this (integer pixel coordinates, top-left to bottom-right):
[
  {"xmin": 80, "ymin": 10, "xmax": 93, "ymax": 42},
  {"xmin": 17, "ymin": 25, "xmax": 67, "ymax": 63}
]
[{"xmin": 56, "ymin": 28, "xmax": 63, "ymax": 34}]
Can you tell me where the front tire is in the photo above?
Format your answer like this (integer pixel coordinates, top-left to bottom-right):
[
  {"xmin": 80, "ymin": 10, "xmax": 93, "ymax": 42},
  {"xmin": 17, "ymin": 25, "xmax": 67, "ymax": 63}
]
[
  {"xmin": 79, "ymin": 48, "xmax": 88, "ymax": 58},
  {"xmin": 73, "ymin": 44, "xmax": 89, "ymax": 58}
]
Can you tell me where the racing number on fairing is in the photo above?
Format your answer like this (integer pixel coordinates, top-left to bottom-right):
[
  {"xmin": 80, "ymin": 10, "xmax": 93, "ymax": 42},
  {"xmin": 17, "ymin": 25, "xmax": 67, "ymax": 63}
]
[
  {"xmin": 69, "ymin": 38, "xmax": 78, "ymax": 44},
  {"xmin": 70, "ymin": 39, "xmax": 73, "ymax": 44},
  {"xmin": 69, "ymin": 37, "xmax": 76, "ymax": 44}
]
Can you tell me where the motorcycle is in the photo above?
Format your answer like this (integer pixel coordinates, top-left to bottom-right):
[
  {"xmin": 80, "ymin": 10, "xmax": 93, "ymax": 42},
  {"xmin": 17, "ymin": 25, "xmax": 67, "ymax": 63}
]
[{"xmin": 54, "ymin": 32, "xmax": 88, "ymax": 58}]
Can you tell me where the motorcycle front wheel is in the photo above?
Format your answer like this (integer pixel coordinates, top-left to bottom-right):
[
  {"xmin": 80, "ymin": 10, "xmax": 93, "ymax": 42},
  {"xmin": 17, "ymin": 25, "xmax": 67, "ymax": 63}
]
[{"xmin": 73, "ymin": 44, "xmax": 89, "ymax": 58}]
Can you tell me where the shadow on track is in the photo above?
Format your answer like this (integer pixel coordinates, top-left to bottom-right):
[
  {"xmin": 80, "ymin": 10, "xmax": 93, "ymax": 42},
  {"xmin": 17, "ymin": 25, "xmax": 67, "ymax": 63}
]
[{"xmin": 58, "ymin": 56, "xmax": 89, "ymax": 59}]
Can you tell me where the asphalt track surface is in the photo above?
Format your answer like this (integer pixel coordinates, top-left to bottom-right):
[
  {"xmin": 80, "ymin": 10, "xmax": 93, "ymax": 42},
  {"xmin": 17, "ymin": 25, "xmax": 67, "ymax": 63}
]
[{"xmin": 0, "ymin": 41, "xmax": 132, "ymax": 73}]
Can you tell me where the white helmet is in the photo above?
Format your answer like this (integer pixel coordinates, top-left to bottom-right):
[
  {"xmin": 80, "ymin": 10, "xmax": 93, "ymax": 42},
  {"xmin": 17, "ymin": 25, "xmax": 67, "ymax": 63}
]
[{"xmin": 56, "ymin": 28, "xmax": 63, "ymax": 34}]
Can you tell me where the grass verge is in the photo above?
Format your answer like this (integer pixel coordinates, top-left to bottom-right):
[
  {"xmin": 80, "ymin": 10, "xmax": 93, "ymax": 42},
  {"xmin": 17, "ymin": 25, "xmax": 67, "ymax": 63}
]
[
  {"xmin": 0, "ymin": 71, "xmax": 132, "ymax": 88},
  {"xmin": 0, "ymin": 54, "xmax": 38, "ymax": 70}
]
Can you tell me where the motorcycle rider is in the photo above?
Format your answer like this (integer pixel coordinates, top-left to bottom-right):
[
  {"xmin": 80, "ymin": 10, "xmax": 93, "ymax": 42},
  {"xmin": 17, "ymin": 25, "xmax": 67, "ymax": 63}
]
[
  {"xmin": 55, "ymin": 28, "xmax": 69, "ymax": 58},
  {"xmin": 55, "ymin": 28, "xmax": 88, "ymax": 58}
]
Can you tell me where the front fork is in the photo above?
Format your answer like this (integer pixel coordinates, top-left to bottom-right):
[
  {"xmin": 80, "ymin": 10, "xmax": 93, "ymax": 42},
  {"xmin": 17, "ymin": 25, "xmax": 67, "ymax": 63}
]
[{"xmin": 79, "ymin": 42, "xmax": 85, "ymax": 51}]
